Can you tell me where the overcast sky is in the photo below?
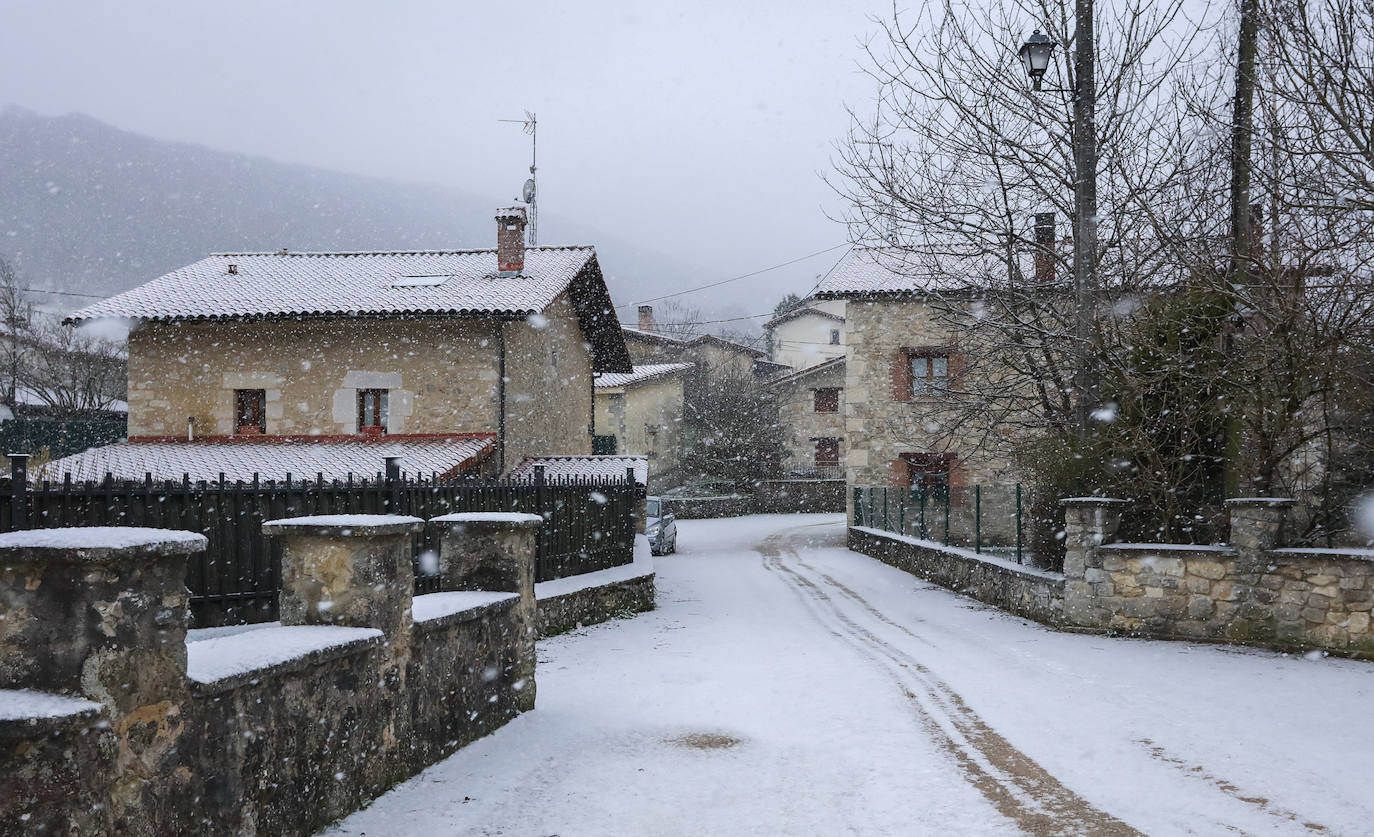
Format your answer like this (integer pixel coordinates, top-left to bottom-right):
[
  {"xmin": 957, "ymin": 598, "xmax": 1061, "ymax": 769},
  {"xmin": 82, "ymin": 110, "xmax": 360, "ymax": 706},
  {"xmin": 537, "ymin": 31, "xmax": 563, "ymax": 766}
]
[{"xmin": 0, "ymin": 0, "xmax": 897, "ymax": 317}]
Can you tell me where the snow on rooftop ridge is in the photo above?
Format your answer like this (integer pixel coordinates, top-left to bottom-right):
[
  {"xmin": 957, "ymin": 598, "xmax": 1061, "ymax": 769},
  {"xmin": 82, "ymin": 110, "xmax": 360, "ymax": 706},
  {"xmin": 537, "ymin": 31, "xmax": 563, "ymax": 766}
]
[
  {"xmin": 185, "ymin": 625, "xmax": 383, "ymax": 686},
  {"xmin": 0, "ymin": 689, "xmax": 102, "ymax": 721},
  {"xmin": 67, "ymin": 248, "xmax": 598, "ymax": 323},
  {"xmin": 38, "ymin": 436, "xmax": 495, "ymax": 484},
  {"xmin": 594, "ymin": 363, "xmax": 693, "ymax": 389},
  {"xmin": 208, "ymin": 245, "xmax": 594, "ymax": 257},
  {"xmin": 0, "ymin": 526, "xmax": 206, "ymax": 552}
]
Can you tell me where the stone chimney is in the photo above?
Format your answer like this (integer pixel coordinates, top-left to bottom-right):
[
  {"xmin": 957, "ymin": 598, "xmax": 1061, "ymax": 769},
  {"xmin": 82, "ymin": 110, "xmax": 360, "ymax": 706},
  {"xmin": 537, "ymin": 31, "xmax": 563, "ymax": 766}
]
[
  {"xmin": 496, "ymin": 206, "xmax": 528, "ymax": 276},
  {"xmin": 1034, "ymin": 212, "xmax": 1056, "ymax": 281},
  {"xmin": 637, "ymin": 305, "xmax": 655, "ymax": 333}
]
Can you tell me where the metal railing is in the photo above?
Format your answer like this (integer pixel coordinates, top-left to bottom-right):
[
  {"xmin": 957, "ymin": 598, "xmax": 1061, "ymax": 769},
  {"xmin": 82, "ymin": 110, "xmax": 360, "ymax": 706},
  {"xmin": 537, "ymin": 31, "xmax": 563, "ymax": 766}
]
[
  {"xmin": 852, "ymin": 484, "xmax": 1029, "ymax": 565},
  {"xmin": 1, "ymin": 456, "xmax": 637, "ymax": 627}
]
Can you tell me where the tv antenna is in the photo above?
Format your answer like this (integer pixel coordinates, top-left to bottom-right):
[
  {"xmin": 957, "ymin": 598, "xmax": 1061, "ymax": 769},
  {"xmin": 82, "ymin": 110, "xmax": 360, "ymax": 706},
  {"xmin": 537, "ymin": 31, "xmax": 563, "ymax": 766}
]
[{"xmin": 498, "ymin": 111, "xmax": 538, "ymax": 246}]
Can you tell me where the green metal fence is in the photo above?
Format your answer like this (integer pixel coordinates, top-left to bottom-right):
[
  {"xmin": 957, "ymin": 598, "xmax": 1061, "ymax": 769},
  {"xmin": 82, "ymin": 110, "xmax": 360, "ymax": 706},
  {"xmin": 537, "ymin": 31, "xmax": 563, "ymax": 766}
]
[{"xmin": 853, "ymin": 483, "xmax": 1029, "ymax": 565}]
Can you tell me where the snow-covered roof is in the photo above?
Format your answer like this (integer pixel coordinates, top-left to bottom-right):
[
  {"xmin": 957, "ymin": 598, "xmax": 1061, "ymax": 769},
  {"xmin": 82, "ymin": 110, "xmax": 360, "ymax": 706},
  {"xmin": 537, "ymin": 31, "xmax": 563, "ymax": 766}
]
[
  {"xmin": 766, "ymin": 356, "xmax": 846, "ymax": 389},
  {"xmin": 815, "ymin": 247, "xmax": 1020, "ymax": 298},
  {"xmin": 763, "ymin": 306, "xmax": 845, "ymax": 329},
  {"xmin": 66, "ymin": 247, "xmax": 598, "ymax": 322},
  {"xmin": 507, "ymin": 455, "xmax": 649, "ymax": 487},
  {"xmin": 594, "ymin": 363, "xmax": 693, "ymax": 390},
  {"xmin": 620, "ymin": 326, "xmax": 689, "ymax": 347},
  {"xmin": 37, "ymin": 435, "xmax": 495, "ymax": 483}
]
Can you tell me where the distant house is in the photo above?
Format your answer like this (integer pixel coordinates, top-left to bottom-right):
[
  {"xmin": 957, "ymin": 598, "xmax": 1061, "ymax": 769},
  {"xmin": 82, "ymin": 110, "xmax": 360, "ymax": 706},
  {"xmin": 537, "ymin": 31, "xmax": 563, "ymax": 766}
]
[
  {"xmin": 763, "ymin": 297, "xmax": 846, "ymax": 371},
  {"xmin": 766, "ymin": 356, "xmax": 846, "ymax": 479},
  {"xmin": 622, "ymin": 305, "xmax": 780, "ymax": 396},
  {"xmin": 813, "ymin": 247, "xmax": 1026, "ymax": 498},
  {"xmin": 46, "ymin": 206, "xmax": 631, "ymax": 482},
  {"xmin": 593, "ymin": 363, "xmax": 692, "ymax": 478}
]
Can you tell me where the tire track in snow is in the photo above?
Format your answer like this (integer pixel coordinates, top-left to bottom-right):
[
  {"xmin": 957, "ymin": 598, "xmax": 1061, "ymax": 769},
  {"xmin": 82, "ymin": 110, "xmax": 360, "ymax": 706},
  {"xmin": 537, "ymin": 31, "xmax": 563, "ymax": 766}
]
[
  {"xmin": 757, "ymin": 527, "xmax": 1142, "ymax": 836},
  {"xmin": 787, "ymin": 528, "xmax": 1333, "ymax": 836}
]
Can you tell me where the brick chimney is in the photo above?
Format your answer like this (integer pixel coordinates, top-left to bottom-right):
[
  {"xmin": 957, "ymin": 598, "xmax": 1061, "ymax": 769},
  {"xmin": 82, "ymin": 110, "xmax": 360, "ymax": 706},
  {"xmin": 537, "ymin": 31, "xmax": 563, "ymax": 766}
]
[
  {"xmin": 637, "ymin": 305, "xmax": 655, "ymax": 333},
  {"xmin": 496, "ymin": 206, "xmax": 528, "ymax": 276},
  {"xmin": 1034, "ymin": 212, "xmax": 1056, "ymax": 282}
]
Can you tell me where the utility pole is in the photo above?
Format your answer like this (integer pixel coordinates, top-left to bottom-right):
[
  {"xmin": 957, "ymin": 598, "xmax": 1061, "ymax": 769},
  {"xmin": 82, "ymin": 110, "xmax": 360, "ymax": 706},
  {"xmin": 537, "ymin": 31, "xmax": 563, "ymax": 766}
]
[
  {"xmin": 1230, "ymin": 0, "xmax": 1259, "ymax": 289},
  {"xmin": 1071, "ymin": 0, "xmax": 1099, "ymax": 437}
]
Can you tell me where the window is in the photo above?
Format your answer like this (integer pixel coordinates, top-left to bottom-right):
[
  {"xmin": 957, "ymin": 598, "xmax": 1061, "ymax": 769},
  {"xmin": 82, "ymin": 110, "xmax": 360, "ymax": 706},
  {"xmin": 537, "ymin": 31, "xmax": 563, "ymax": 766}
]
[
  {"xmin": 814, "ymin": 437, "xmax": 841, "ymax": 467},
  {"xmin": 897, "ymin": 453, "xmax": 953, "ymax": 490},
  {"xmin": 593, "ymin": 434, "xmax": 618, "ymax": 455},
  {"xmin": 829, "ymin": 329, "xmax": 841, "ymax": 345},
  {"xmin": 813, "ymin": 387, "xmax": 840, "ymax": 413},
  {"xmin": 910, "ymin": 355, "xmax": 949, "ymax": 396},
  {"xmin": 234, "ymin": 389, "xmax": 266, "ymax": 434},
  {"xmin": 357, "ymin": 389, "xmax": 388, "ymax": 434}
]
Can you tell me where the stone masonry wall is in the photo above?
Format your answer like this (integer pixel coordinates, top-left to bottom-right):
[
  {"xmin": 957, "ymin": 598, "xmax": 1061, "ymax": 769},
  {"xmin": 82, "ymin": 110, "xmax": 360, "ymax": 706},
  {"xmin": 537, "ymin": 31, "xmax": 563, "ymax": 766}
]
[
  {"xmin": 128, "ymin": 317, "xmax": 502, "ymax": 437},
  {"xmin": 842, "ymin": 298, "xmax": 1032, "ymax": 519},
  {"xmin": 849, "ymin": 526, "xmax": 1065, "ymax": 626},
  {"xmin": 1061, "ymin": 498, "xmax": 1374, "ymax": 657},
  {"xmin": 774, "ymin": 360, "xmax": 846, "ymax": 475},
  {"xmin": 0, "ymin": 516, "xmax": 539, "ymax": 835}
]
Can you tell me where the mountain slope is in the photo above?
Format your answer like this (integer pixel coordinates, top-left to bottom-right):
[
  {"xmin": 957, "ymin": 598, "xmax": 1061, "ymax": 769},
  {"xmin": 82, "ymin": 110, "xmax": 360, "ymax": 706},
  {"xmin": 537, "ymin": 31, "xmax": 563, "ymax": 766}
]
[{"xmin": 0, "ymin": 106, "xmax": 697, "ymax": 312}]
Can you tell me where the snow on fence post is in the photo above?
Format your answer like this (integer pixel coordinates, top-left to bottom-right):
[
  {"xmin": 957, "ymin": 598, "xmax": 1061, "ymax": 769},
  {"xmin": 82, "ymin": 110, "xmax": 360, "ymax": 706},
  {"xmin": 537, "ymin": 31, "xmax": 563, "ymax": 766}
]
[
  {"xmin": 426, "ymin": 512, "xmax": 542, "ymax": 711},
  {"xmin": 1059, "ymin": 497, "xmax": 1129, "ymax": 628},
  {"xmin": 263, "ymin": 514, "xmax": 424, "ymax": 643}
]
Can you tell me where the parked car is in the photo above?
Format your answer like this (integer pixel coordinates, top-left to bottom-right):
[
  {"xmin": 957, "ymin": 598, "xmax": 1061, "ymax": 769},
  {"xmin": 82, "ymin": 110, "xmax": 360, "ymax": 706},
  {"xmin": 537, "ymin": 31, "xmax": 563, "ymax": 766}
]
[{"xmin": 645, "ymin": 496, "xmax": 677, "ymax": 555}]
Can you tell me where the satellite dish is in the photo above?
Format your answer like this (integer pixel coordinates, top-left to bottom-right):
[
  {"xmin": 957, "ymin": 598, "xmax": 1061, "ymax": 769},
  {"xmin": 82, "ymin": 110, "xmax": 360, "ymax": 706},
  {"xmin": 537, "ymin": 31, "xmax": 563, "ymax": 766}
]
[{"xmin": 522, "ymin": 178, "xmax": 536, "ymax": 203}]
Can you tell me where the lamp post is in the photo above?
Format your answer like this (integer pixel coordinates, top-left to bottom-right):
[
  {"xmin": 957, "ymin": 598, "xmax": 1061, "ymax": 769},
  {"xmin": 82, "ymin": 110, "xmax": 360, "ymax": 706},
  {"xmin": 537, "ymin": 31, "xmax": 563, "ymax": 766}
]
[{"xmin": 1020, "ymin": 10, "xmax": 1098, "ymax": 439}]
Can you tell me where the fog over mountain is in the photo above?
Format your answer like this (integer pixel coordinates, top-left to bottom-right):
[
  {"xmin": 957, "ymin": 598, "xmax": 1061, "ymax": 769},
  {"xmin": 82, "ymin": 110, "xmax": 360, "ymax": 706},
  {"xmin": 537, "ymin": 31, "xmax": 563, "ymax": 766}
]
[{"xmin": 0, "ymin": 106, "xmax": 729, "ymax": 326}]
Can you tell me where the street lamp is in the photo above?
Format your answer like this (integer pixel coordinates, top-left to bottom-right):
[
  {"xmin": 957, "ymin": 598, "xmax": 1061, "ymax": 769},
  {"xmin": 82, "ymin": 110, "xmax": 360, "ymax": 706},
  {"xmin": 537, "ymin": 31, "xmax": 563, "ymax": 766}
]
[
  {"xmin": 1019, "ymin": 14, "xmax": 1099, "ymax": 438},
  {"xmin": 1018, "ymin": 30, "xmax": 1057, "ymax": 91}
]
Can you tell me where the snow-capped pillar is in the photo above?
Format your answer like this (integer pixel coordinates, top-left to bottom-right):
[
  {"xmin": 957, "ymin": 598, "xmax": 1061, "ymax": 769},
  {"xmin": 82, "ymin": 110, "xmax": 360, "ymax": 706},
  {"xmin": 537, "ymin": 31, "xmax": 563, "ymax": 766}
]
[
  {"xmin": 428, "ymin": 512, "xmax": 542, "ymax": 710},
  {"xmin": 1059, "ymin": 498, "xmax": 1128, "ymax": 628},
  {"xmin": 0, "ymin": 527, "xmax": 205, "ymax": 708},
  {"xmin": 263, "ymin": 514, "xmax": 424, "ymax": 642},
  {"xmin": 0, "ymin": 527, "xmax": 205, "ymax": 831},
  {"xmin": 1225, "ymin": 497, "xmax": 1295, "ymax": 557}
]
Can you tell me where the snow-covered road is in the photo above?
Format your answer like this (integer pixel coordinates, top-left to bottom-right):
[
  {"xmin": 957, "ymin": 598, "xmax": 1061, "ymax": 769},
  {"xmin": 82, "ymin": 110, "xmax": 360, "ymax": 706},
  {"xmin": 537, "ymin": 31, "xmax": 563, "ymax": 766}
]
[{"xmin": 325, "ymin": 514, "xmax": 1374, "ymax": 836}]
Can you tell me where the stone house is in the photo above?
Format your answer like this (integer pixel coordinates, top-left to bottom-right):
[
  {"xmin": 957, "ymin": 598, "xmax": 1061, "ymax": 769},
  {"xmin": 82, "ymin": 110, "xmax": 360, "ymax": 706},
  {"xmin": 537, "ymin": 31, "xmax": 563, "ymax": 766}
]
[
  {"xmin": 45, "ymin": 207, "xmax": 631, "ymax": 481},
  {"xmin": 814, "ymin": 248, "xmax": 1031, "ymax": 505},
  {"xmin": 592, "ymin": 363, "xmax": 692, "ymax": 478},
  {"xmin": 763, "ymin": 297, "xmax": 846, "ymax": 371},
  {"xmin": 766, "ymin": 356, "xmax": 846, "ymax": 478}
]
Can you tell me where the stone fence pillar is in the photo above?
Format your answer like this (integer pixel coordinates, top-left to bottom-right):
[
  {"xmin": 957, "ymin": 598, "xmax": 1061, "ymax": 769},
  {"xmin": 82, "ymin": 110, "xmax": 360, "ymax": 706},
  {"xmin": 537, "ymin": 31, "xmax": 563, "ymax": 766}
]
[
  {"xmin": 1060, "ymin": 497, "xmax": 1129, "ymax": 628},
  {"xmin": 1225, "ymin": 497, "xmax": 1295, "ymax": 561},
  {"xmin": 0, "ymin": 526, "xmax": 206, "ymax": 832},
  {"xmin": 428, "ymin": 512, "xmax": 542, "ymax": 710},
  {"xmin": 0, "ymin": 526, "xmax": 205, "ymax": 710},
  {"xmin": 262, "ymin": 514, "xmax": 424, "ymax": 641}
]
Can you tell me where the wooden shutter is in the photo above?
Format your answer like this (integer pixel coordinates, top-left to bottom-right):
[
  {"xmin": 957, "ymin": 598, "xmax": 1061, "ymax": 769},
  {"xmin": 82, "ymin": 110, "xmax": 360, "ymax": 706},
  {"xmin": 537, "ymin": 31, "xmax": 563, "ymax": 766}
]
[{"xmin": 891, "ymin": 351, "xmax": 912, "ymax": 401}]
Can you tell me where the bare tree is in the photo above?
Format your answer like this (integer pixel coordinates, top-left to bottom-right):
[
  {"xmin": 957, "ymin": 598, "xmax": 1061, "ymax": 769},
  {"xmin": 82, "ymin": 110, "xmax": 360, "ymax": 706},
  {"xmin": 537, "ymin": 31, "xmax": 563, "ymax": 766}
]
[
  {"xmin": 22, "ymin": 318, "xmax": 127, "ymax": 413},
  {"xmin": 0, "ymin": 256, "xmax": 35, "ymax": 408}
]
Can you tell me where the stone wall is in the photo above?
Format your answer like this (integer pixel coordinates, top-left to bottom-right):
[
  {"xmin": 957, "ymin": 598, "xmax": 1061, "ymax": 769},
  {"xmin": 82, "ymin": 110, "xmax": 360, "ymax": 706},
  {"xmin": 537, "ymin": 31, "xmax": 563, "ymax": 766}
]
[
  {"xmin": 502, "ymin": 292, "xmax": 594, "ymax": 468},
  {"xmin": 537, "ymin": 574, "xmax": 656, "ymax": 636},
  {"xmin": 848, "ymin": 526, "xmax": 1065, "ymax": 626},
  {"xmin": 772, "ymin": 359, "xmax": 846, "ymax": 475},
  {"xmin": 849, "ymin": 496, "xmax": 1374, "ymax": 660},
  {"xmin": 662, "ymin": 480, "xmax": 845, "ymax": 519},
  {"xmin": 127, "ymin": 317, "xmax": 502, "ymax": 437},
  {"xmin": 0, "ymin": 514, "xmax": 540, "ymax": 835},
  {"xmin": 1061, "ymin": 497, "xmax": 1374, "ymax": 657},
  {"xmin": 842, "ymin": 298, "xmax": 1033, "ymax": 518}
]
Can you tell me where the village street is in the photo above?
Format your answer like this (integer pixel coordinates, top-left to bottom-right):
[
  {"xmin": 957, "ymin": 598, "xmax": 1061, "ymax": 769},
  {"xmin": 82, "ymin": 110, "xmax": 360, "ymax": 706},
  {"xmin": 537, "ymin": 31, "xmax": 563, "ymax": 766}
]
[{"xmin": 327, "ymin": 514, "xmax": 1374, "ymax": 836}]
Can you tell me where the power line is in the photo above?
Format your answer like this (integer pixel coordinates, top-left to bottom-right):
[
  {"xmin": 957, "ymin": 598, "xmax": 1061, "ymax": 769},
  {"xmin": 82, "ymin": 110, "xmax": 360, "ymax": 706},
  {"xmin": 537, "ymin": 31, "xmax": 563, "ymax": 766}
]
[
  {"xmin": 16, "ymin": 286, "xmax": 104, "ymax": 300},
  {"xmin": 617, "ymin": 243, "xmax": 849, "ymax": 309}
]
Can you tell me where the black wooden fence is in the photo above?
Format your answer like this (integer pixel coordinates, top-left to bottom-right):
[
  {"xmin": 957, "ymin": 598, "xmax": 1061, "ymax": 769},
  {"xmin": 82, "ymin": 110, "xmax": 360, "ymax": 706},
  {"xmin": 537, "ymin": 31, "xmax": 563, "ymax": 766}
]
[{"xmin": 0, "ymin": 456, "xmax": 638, "ymax": 627}]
